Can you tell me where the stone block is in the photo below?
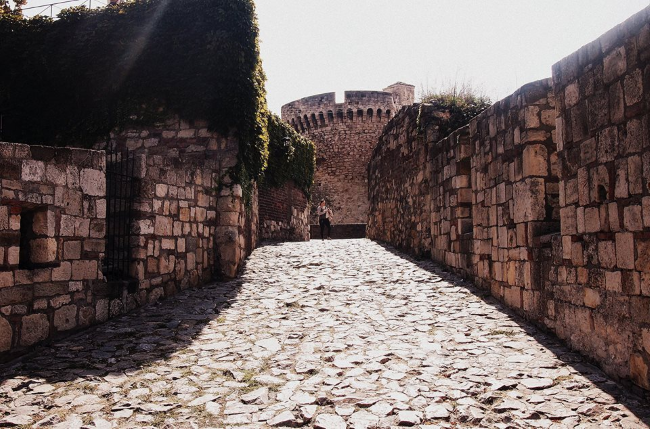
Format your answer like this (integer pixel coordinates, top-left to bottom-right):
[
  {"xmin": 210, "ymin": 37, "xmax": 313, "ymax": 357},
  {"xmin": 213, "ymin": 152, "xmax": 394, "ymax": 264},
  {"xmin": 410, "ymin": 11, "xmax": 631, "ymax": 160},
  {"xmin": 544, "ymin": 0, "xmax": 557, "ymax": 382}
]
[
  {"xmin": 615, "ymin": 159, "xmax": 629, "ymax": 199},
  {"xmin": 134, "ymin": 219, "xmax": 154, "ymax": 235},
  {"xmin": 75, "ymin": 218, "xmax": 90, "ymax": 237},
  {"xmin": 584, "ymin": 288, "xmax": 601, "ymax": 308},
  {"xmin": 159, "ymin": 254, "xmax": 176, "ymax": 275},
  {"xmin": 630, "ymin": 353, "xmax": 650, "ymax": 390},
  {"xmin": 643, "ymin": 197, "xmax": 650, "ymax": 228},
  {"xmin": 32, "ymin": 210, "xmax": 56, "ymax": 236},
  {"xmin": 628, "ymin": 155, "xmax": 643, "ymax": 195},
  {"xmin": 598, "ymin": 241, "xmax": 617, "ymax": 269},
  {"xmin": 597, "ymin": 126, "xmax": 617, "ymax": 164},
  {"xmin": 59, "ymin": 215, "xmax": 75, "ymax": 237},
  {"xmin": 155, "ymin": 184, "xmax": 168, "ymax": 198},
  {"xmin": 80, "ymin": 169, "xmax": 106, "ymax": 197},
  {"xmin": 605, "ymin": 271, "xmax": 622, "ymax": 292},
  {"xmin": 522, "ymin": 145, "xmax": 548, "ymax": 177},
  {"xmin": 52, "ymin": 261, "xmax": 72, "ymax": 281},
  {"xmin": 50, "ymin": 295, "xmax": 71, "ymax": 309},
  {"xmin": 609, "ymin": 81, "xmax": 625, "ymax": 124},
  {"xmin": 560, "ymin": 206, "xmax": 577, "ymax": 235},
  {"xmin": 624, "ymin": 205, "xmax": 643, "ymax": 231},
  {"xmin": 637, "ymin": 239, "xmax": 650, "ymax": 272},
  {"xmin": 20, "ymin": 313, "xmax": 49, "ymax": 346},
  {"xmin": 71, "ymin": 260, "xmax": 98, "ymax": 280},
  {"xmin": 590, "ymin": 165, "xmax": 610, "ymax": 202},
  {"xmin": 603, "ymin": 46, "xmax": 627, "ymax": 83},
  {"xmin": 615, "ymin": 233, "xmax": 635, "ymax": 269},
  {"xmin": 0, "ymin": 272, "xmax": 14, "ymax": 289},
  {"xmin": 30, "ymin": 238, "xmax": 58, "ymax": 264},
  {"xmin": 84, "ymin": 239, "xmax": 105, "ymax": 253},
  {"xmin": 624, "ymin": 68, "xmax": 643, "ymax": 106},
  {"xmin": 21, "ymin": 160, "xmax": 45, "ymax": 182},
  {"xmin": 96, "ymin": 299, "xmax": 109, "ymax": 322},
  {"xmin": 154, "ymin": 216, "xmax": 173, "ymax": 236},
  {"xmin": 54, "ymin": 304, "xmax": 77, "ymax": 331},
  {"xmin": 63, "ymin": 241, "xmax": 82, "ymax": 260},
  {"xmin": 55, "ymin": 188, "xmax": 82, "ymax": 216},
  {"xmin": 584, "ymin": 207, "xmax": 601, "ymax": 233},
  {"xmin": 513, "ymin": 178, "xmax": 546, "ymax": 224},
  {"xmin": 0, "ymin": 317, "xmax": 11, "ymax": 351}
]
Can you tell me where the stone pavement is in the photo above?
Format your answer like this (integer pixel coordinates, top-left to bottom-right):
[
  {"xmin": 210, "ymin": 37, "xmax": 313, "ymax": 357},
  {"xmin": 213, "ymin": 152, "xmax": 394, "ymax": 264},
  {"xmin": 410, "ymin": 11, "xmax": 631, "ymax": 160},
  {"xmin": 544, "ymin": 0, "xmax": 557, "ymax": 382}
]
[{"xmin": 1, "ymin": 239, "xmax": 649, "ymax": 428}]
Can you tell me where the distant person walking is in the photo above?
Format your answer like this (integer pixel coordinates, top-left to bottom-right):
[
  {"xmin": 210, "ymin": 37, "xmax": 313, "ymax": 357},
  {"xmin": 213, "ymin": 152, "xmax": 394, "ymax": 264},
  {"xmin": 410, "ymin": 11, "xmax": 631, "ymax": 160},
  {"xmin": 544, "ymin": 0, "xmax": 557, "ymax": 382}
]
[{"xmin": 317, "ymin": 200, "xmax": 333, "ymax": 240}]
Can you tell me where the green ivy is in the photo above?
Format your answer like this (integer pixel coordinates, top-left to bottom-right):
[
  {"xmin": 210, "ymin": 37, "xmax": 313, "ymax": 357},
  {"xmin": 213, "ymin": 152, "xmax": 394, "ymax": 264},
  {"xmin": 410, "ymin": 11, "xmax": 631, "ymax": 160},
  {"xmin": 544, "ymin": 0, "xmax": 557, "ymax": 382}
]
[
  {"xmin": 0, "ymin": 0, "xmax": 268, "ymax": 181},
  {"xmin": 262, "ymin": 113, "xmax": 315, "ymax": 198}
]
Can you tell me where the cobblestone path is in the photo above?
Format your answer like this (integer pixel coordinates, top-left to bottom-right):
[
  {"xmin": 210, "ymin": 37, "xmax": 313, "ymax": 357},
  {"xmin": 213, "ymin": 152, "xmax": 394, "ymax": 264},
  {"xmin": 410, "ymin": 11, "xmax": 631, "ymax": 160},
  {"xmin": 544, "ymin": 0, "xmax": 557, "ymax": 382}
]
[{"xmin": 1, "ymin": 240, "xmax": 649, "ymax": 428}]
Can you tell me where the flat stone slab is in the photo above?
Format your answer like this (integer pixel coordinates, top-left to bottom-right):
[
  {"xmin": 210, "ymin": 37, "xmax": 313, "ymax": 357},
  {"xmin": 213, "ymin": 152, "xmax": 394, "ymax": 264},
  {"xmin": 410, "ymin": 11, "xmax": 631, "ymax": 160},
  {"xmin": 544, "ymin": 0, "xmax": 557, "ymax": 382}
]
[{"xmin": 0, "ymin": 239, "xmax": 648, "ymax": 427}]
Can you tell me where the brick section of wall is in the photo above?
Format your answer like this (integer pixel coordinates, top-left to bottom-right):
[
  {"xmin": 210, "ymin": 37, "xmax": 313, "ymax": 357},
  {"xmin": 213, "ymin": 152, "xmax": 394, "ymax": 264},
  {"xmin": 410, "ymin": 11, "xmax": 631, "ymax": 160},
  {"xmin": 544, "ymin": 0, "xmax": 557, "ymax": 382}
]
[
  {"xmin": 258, "ymin": 181, "xmax": 309, "ymax": 241},
  {"xmin": 108, "ymin": 117, "xmax": 256, "ymax": 280},
  {"xmin": 430, "ymin": 126, "xmax": 474, "ymax": 274},
  {"xmin": 551, "ymin": 6, "xmax": 650, "ymax": 389},
  {"xmin": 469, "ymin": 79, "xmax": 560, "ymax": 312},
  {"xmin": 281, "ymin": 84, "xmax": 414, "ymax": 225},
  {"xmin": 367, "ymin": 105, "xmax": 442, "ymax": 257},
  {"xmin": 0, "ymin": 143, "xmax": 106, "ymax": 356}
]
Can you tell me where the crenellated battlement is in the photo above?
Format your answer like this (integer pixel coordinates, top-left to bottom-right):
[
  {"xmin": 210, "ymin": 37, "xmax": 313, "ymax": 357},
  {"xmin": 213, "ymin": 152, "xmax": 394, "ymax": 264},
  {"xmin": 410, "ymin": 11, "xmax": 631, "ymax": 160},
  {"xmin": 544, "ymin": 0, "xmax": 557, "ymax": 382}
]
[
  {"xmin": 279, "ymin": 82, "xmax": 414, "ymax": 226},
  {"xmin": 281, "ymin": 83, "xmax": 414, "ymax": 133}
]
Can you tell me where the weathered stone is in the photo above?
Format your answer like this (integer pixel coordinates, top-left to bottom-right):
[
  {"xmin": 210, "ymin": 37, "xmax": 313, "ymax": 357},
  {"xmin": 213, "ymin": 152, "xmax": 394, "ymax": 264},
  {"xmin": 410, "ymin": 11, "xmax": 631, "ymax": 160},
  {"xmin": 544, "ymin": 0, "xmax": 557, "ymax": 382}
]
[{"xmin": 20, "ymin": 313, "xmax": 49, "ymax": 346}]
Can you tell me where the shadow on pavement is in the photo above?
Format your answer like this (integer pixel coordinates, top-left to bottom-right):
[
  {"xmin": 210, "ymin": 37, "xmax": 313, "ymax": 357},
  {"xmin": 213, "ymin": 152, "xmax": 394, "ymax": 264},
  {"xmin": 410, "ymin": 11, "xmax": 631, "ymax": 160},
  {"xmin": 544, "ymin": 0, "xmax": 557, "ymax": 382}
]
[
  {"xmin": 376, "ymin": 241, "xmax": 650, "ymax": 424},
  {"xmin": 0, "ymin": 278, "xmax": 244, "ymax": 387}
]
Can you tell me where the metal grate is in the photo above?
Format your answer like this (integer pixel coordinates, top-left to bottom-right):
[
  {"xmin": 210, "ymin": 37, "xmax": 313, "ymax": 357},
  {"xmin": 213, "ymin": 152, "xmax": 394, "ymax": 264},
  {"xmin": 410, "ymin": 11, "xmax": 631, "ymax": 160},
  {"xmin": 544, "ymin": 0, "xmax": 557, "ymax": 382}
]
[{"xmin": 104, "ymin": 147, "xmax": 135, "ymax": 282}]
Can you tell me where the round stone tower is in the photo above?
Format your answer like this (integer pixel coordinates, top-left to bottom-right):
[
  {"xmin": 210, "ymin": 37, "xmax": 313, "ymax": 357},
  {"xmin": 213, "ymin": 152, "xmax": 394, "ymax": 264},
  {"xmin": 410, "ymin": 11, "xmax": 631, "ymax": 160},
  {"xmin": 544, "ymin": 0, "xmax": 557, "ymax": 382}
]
[{"xmin": 281, "ymin": 82, "xmax": 414, "ymax": 227}]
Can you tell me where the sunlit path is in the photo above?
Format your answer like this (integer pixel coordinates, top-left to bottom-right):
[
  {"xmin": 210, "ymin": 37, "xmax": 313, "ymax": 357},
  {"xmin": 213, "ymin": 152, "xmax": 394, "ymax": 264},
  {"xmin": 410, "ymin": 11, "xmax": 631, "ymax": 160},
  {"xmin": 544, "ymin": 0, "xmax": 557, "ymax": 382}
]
[{"xmin": 1, "ymin": 239, "xmax": 648, "ymax": 428}]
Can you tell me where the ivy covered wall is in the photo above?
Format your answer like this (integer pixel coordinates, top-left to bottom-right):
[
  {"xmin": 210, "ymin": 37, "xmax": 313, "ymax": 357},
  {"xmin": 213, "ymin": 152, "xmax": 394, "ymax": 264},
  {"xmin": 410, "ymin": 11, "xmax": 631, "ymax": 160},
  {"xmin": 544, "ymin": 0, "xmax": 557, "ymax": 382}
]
[{"xmin": 0, "ymin": 0, "xmax": 269, "ymax": 182}]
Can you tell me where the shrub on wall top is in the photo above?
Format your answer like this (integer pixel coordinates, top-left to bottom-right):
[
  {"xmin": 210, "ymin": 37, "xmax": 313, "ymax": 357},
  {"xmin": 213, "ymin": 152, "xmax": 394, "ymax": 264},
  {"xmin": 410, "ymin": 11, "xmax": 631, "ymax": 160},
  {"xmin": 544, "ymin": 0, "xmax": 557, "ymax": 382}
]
[{"xmin": 0, "ymin": 0, "xmax": 269, "ymax": 180}]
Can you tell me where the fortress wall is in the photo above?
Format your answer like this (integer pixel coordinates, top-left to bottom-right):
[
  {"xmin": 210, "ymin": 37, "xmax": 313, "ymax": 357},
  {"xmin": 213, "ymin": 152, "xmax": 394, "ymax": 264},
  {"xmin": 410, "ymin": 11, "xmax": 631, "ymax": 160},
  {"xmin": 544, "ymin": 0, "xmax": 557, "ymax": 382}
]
[
  {"xmin": 282, "ymin": 84, "xmax": 414, "ymax": 226},
  {"xmin": 0, "ymin": 143, "xmax": 106, "ymax": 358},
  {"xmin": 550, "ymin": 6, "xmax": 650, "ymax": 388},
  {"xmin": 469, "ymin": 79, "xmax": 559, "ymax": 313},
  {"xmin": 108, "ymin": 116, "xmax": 256, "ymax": 282},
  {"xmin": 367, "ymin": 6, "xmax": 650, "ymax": 390},
  {"xmin": 367, "ymin": 105, "xmax": 442, "ymax": 256},
  {"xmin": 258, "ymin": 181, "xmax": 309, "ymax": 241},
  {"xmin": 430, "ymin": 126, "xmax": 474, "ymax": 276},
  {"xmin": 0, "ymin": 118, "xmax": 259, "ymax": 359}
]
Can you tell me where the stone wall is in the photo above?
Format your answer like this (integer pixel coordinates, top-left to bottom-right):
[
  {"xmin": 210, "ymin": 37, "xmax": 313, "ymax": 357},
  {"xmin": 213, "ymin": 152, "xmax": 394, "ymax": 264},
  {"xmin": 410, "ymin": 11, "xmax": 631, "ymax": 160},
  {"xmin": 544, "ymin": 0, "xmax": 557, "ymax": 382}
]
[
  {"xmin": 258, "ymin": 181, "xmax": 309, "ymax": 241},
  {"xmin": 0, "ymin": 117, "xmax": 259, "ymax": 359},
  {"xmin": 469, "ymin": 79, "xmax": 560, "ymax": 311},
  {"xmin": 551, "ymin": 6, "xmax": 650, "ymax": 388},
  {"xmin": 0, "ymin": 143, "xmax": 106, "ymax": 357},
  {"xmin": 366, "ymin": 5, "xmax": 650, "ymax": 391},
  {"xmin": 107, "ymin": 117, "xmax": 256, "ymax": 281},
  {"xmin": 430, "ymin": 126, "xmax": 473, "ymax": 274},
  {"xmin": 281, "ymin": 83, "xmax": 415, "ymax": 225},
  {"xmin": 367, "ymin": 105, "xmax": 442, "ymax": 256}
]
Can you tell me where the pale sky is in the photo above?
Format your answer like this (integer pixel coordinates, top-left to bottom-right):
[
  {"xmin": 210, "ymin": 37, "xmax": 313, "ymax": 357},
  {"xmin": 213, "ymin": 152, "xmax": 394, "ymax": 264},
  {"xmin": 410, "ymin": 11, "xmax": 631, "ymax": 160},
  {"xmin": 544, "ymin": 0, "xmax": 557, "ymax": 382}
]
[{"xmin": 22, "ymin": 0, "xmax": 650, "ymax": 114}]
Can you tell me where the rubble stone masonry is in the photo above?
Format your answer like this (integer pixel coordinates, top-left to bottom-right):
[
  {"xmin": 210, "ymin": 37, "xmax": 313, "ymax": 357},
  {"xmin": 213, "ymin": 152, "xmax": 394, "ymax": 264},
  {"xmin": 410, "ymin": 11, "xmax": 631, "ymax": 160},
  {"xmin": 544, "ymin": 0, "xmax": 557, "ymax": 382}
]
[
  {"xmin": 0, "ymin": 143, "xmax": 106, "ymax": 356},
  {"xmin": 368, "ymin": 7, "xmax": 650, "ymax": 390},
  {"xmin": 282, "ymin": 84, "xmax": 414, "ymax": 226}
]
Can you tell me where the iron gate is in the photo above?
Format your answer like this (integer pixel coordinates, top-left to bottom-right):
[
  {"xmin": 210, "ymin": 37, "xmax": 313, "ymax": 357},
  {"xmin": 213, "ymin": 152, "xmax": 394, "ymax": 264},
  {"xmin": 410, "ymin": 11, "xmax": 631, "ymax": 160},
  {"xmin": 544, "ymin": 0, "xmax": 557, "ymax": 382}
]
[{"xmin": 104, "ymin": 147, "xmax": 135, "ymax": 282}]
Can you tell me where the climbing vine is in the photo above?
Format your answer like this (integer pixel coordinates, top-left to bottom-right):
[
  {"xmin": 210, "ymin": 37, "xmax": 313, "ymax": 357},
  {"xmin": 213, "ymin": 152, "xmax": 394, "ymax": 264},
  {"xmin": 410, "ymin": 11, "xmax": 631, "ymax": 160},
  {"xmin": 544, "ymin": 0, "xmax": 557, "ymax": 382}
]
[
  {"xmin": 0, "ymin": 0, "xmax": 269, "ymax": 181},
  {"xmin": 263, "ymin": 113, "xmax": 316, "ymax": 198}
]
